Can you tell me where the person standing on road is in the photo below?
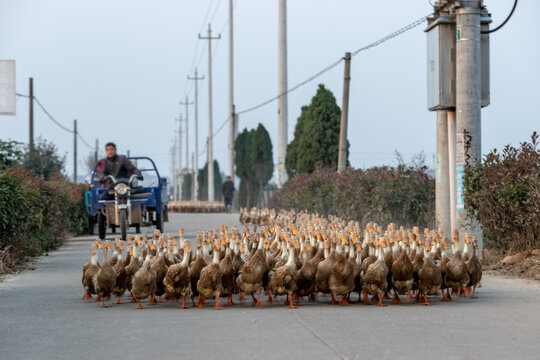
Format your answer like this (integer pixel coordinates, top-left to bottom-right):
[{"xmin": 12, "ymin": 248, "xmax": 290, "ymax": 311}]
[{"xmin": 221, "ymin": 176, "xmax": 235, "ymax": 212}]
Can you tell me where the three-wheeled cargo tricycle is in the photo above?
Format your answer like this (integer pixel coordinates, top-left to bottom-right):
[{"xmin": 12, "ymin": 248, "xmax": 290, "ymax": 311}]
[{"xmin": 85, "ymin": 156, "xmax": 168, "ymax": 240}]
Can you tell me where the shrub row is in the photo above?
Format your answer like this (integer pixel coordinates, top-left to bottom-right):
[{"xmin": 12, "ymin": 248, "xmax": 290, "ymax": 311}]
[
  {"xmin": 464, "ymin": 132, "xmax": 540, "ymax": 253},
  {"xmin": 270, "ymin": 164, "xmax": 435, "ymax": 230},
  {"xmin": 0, "ymin": 168, "xmax": 87, "ymax": 263}
]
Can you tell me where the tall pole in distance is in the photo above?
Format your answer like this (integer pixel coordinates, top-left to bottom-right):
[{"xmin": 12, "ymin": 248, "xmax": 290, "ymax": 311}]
[
  {"xmin": 180, "ymin": 96, "xmax": 193, "ymax": 198},
  {"xmin": 29, "ymin": 77, "xmax": 34, "ymax": 151},
  {"xmin": 199, "ymin": 24, "xmax": 220, "ymax": 202},
  {"xmin": 176, "ymin": 116, "xmax": 183, "ymax": 201},
  {"xmin": 172, "ymin": 139, "xmax": 177, "ymax": 201},
  {"xmin": 227, "ymin": 0, "xmax": 235, "ymax": 181},
  {"xmin": 277, "ymin": 0, "xmax": 288, "ymax": 188},
  {"xmin": 73, "ymin": 119, "xmax": 77, "ymax": 183},
  {"xmin": 455, "ymin": 0, "xmax": 483, "ymax": 252},
  {"xmin": 94, "ymin": 139, "xmax": 98, "ymax": 162},
  {"xmin": 188, "ymin": 68, "xmax": 204, "ymax": 201},
  {"xmin": 338, "ymin": 52, "xmax": 351, "ymax": 173}
]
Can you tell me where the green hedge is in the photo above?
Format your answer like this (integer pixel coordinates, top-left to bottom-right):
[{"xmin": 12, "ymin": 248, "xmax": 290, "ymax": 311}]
[
  {"xmin": 0, "ymin": 168, "xmax": 87, "ymax": 258},
  {"xmin": 464, "ymin": 132, "xmax": 540, "ymax": 253},
  {"xmin": 270, "ymin": 164, "xmax": 435, "ymax": 229}
]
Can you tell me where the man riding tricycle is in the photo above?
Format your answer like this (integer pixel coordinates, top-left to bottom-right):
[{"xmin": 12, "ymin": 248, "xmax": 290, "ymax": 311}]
[{"xmin": 85, "ymin": 142, "xmax": 168, "ymax": 240}]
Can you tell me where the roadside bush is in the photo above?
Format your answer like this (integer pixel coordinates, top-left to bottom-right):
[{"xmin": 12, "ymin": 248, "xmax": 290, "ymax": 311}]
[
  {"xmin": 464, "ymin": 132, "xmax": 540, "ymax": 253},
  {"xmin": 270, "ymin": 162, "xmax": 435, "ymax": 229},
  {"xmin": 0, "ymin": 168, "xmax": 87, "ymax": 269}
]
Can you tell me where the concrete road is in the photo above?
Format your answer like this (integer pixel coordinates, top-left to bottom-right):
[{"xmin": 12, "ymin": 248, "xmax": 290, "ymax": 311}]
[{"xmin": 1, "ymin": 213, "xmax": 540, "ymax": 360}]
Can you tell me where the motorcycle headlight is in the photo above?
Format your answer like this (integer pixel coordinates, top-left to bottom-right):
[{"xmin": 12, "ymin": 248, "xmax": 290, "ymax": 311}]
[{"xmin": 114, "ymin": 183, "xmax": 129, "ymax": 195}]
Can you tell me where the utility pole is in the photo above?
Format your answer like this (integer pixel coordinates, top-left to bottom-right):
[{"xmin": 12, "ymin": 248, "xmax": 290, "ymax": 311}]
[
  {"xmin": 29, "ymin": 77, "xmax": 34, "ymax": 151},
  {"xmin": 176, "ymin": 116, "xmax": 183, "ymax": 201},
  {"xmin": 188, "ymin": 68, "xmax": 204, "ymax": 201},
  {"xmin": 171, "ymin": 139, "xmax": 177, "ymax": 201},
  {"xmin": 227, "ymin": 0, "xmax": 235, "ymax": 181},
  {"xmin": 277, "ymin": 0, "xmax": 288, "ymax": 188},
  {"xmin": 180, "ymin": 96, "xmax": 193, "ymax": 199},
  {"xmin": 73, "ymin": 119, "xmax": 77, "ymax": 183},
  {"xmin": 455, "ymin": 0, "xmax": 483, "ymax": 251},
  {"xmin": 448, "ymin": 110, "xmax": 457, "ymax": 233},
  {"xmin": 199, "ymin": 24, "xmax": 220, "ymax": 202},
  {"xmin": 94, "ymin": 139, "xmax": 99, "ymax": 162},
  {"xmin": 436, "ymin": 110, "xmax": 451, "ymax": 237},
  {"xmin": 338, "ymin": 52, "xmax": 351, "ymax": 173}
]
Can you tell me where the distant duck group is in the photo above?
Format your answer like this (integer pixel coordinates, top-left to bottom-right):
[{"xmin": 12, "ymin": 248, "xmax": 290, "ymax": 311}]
[{"xmin": 81, "ymin": 210, "xmax": 482, "ymax": 309}]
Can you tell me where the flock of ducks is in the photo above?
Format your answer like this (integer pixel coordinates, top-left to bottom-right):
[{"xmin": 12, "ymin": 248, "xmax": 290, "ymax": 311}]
[{"xmin": 81, "ymin": 209, "xmax": 482, "ymax": 309}]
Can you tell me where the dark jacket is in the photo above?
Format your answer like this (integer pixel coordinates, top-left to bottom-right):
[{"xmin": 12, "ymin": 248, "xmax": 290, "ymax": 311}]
[
  {"xmin": 102, "ymin": 155, "xmax": 140, "ymax": 180},
  {"xmin": 222, "ymin": 180, "xmax": 235, "ymax": 198}
]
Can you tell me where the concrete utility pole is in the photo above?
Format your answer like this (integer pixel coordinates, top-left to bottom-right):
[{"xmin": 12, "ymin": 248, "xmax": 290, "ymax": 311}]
[
  {"xmin": 436, "ymin": 110, "xmax": 451, "ymax": 237},
  {"xmin": 455, "ymin": 0, "xmax": 483, "ymax": 251},
  {"xmin": 227, "ymin": 0, "xmax": 235, "ymax": 182},
  {"xmin": 188, "ymin": 68, "xmax": 204, "ymax": 201},
  {"xmin": 448, "ymin": 111, "xmax": 457, "ymax": 233},
  {"xmin": 171, "ymin": 140, "xmax": 177, "ymax": 201},
  {"xmin": 28, "ymin": 77, "xmax": 34, "ymax": 151},
  {"xmin": 338, "ymin": 52, "xmax": 351, "ymax": 173},
  {"xmin": 277, "ymin": 0, "xmax": 288, "ymax": 188},
  {"xmin": 176, "ymin": 116, "xmax": 183, "ymax": 201},
  {"xmin": 180, "ymin": 97, "xmax": 193, "ymax": 198},
  {"xmin": 73, "ymin": 119, "xmax": 77, "ymax": 183},
  {"xmin": 94, "ymin": 139, "xmax": 99, "ymax": 162},
  {"xmin": 199, "ymin": 24, "xmax": 220, "ymax": 202}
]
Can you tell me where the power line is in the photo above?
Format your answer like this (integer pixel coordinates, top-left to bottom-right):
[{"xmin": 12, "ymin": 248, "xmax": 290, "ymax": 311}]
[
  {"xmin": 481, "ymin": 0, "xmax": 518, "ymax": 34},
  {"xmin": 185, "ymin": 13, "xmax": 429, "ymax": 164},
  {"xmin": 236, "ymin": 15, "xmax": 428, "ymax": 117},
  {"xmin": 15, "ymin": 92, "xmax": 94, "ymax": 150}
]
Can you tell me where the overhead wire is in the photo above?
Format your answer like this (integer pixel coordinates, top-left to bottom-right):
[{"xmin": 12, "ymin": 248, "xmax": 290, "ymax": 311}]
[{"xmin": 15, "ymin": 92, "xmax": 94, "ymax": 150}]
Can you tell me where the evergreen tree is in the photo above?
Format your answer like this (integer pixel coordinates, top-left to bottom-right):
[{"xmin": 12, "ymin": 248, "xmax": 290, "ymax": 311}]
[
  {"xmin": 235, "ymin": 124, "xmax": 274, "ymax": 208},
  {"xmin": 251, "ymin": 124, "xmax": 274, "ymax": 207},
  {"xmin": 197, "ymin": 160, "xmax": 222, "ymax": 201},
  {"xmin": 285, "ymin": 84, "xmax": 348, "ymax": 177}
]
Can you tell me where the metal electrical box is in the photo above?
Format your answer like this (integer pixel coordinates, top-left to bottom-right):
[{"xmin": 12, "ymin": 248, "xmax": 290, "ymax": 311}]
[
  {"xmin": 426, "ymin": 17, "xmax": 456, "ymax": 111},
  {"xmin": 425, "ymin": 15, "xmax": 491, "ymax": 111}
]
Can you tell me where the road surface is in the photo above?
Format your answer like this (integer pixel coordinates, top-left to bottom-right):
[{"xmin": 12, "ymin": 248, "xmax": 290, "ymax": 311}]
[{"xmin": 1, "ymin": 213, "xmax": 539, "ymax": 360}]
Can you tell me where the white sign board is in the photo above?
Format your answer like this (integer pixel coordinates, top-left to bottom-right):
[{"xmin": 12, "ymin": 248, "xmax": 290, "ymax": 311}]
[{"xmin": 0, "ymin": 60, "xmax": 16, "ymax": 115}]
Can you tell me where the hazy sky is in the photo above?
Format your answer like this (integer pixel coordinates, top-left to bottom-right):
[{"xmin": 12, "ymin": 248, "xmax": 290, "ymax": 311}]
[{"xmin": 1, "ymin": 0, "xmax": 538, "ymax": 181}]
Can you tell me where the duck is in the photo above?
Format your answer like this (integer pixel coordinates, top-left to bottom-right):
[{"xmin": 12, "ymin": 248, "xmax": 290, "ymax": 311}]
[
  {"xmin": 352, "ymin": 244, "xmax": 363, "ymax": 302},
  {"xmin": 197, "ymin": 242, "xmax": 224, "ymax": 309},
  {"xmin": 163, "ymin": 242, "xmax": 192, "ymax": 309},
  {"xmin": 112, "ymin": 240, "xmax": 128, "ymax": 304},
  {"xmin": 235, "ymin": 235, "xmax": 267, "ymax": 307},
  {"xmin": 362, "ymin": 241, "xmax": 388, "ymax": 306},
  {"xmin": 268, "ymin": 241, "xmax": 298, "ymax": 308},
  {"xmin": 82, "ymin": 242, "xmax": 100, "ymax": 300},
  {"xmin": 391, "ymin": 239, "xmax": 414, "ymax": 304},
  {"xmin": 150, "ymin": 240, "xmax": 169, "ymax": 304},
  {"xmin": 328, "ymin": 235, "xmax": 355, "ymax": 305},
  {"xmin": 131, "ymin": 243, "xmax": 157, "ymax": 309},
  {"xmin": 219, "ymin": 239, "xmax": 236, "ymax": 306},
  {"xmin": 315, "ymin": 239, "xmax": 338, "ymax": 303},
  {"xmin": 93, "ymin": 240, "xmax": 116, "ymax": 308},
  {"xmin": 445, "ymin": 231, "xmax": 470, "ymax": 298},
  {"xmin": 439, "ymin": 239, "xmax": 452, "ymax": 301},
  {"xmin": 295, "ymin": 248, "xmax": 317, "ymax": 302},
  {"xmin": 189, "ymin": 241, "xmax": 207, "ymax": 306},
  {"xmin": 125, "ymin": 237, "xmax": 143, "ymax": 302},
  {"xmin": 466, "ymin": 239, "xmax": 482, "ymax": 298},
  {"xmin": 418, "ymin": 241, "xmax": 442, "ymax": 306},
  {"xmin": 123, "ymin": 237, "xmax": 133, "ymax": 267}
]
